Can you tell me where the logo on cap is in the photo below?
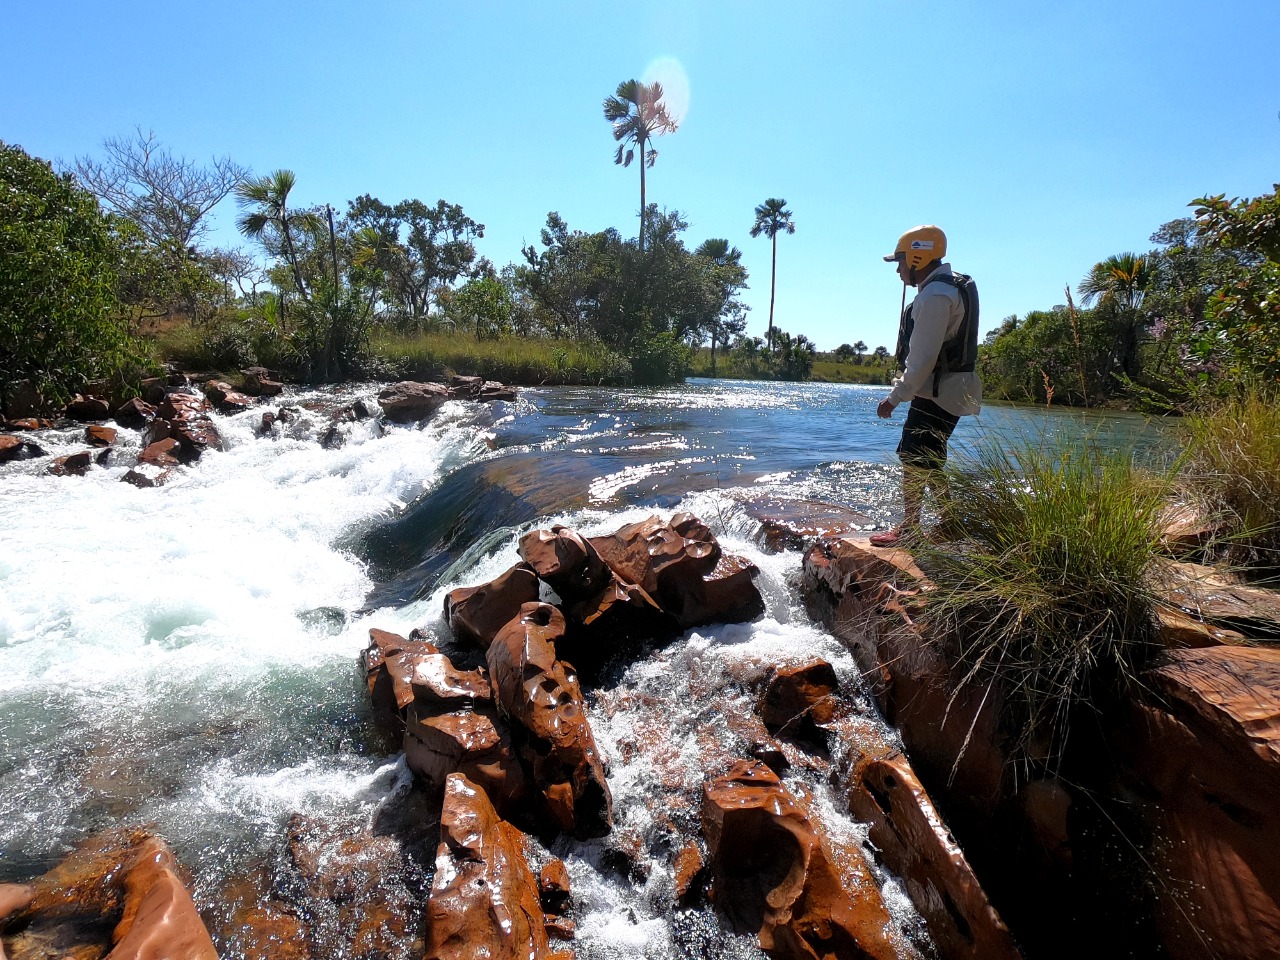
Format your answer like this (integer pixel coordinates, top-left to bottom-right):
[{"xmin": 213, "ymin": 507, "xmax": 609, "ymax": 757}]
[{"xmin": 910, "ymin": 240, "xmax": 934, "ymax": 250}]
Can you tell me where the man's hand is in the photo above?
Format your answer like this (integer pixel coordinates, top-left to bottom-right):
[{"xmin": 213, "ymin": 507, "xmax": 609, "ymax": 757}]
[{"xmin": 877, "ymin": 399, "xmax": 895, "ymax": 419}]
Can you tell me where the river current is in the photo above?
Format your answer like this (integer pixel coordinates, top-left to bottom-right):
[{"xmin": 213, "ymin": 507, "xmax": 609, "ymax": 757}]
[{"xmin": 0, "ymin": 378, "xmax": 1160, "ymax": 958}]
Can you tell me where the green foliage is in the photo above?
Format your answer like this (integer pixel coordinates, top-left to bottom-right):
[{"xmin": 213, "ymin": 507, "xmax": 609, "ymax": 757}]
[
  {"xmin": 369, "ymin": 330, "xmax": 632, "ymax": 385},
  {"xmin": 0, "ymin": 141, "xmax": 148, "ymax": 409},
  {"xmin": 1183, "ymin": 390, "xmax": 1280, "ymax": 574},
  {"xmin": 915, "ymin": 437, "xmax": 1170, "ymax": 773},
  {"xmin": 445, "ymin": 275, "xmax": 515, "ymax": 341},
  {"xmin": 1191, "ymin": 186, "xmax": 1280, "ymax": 384}
]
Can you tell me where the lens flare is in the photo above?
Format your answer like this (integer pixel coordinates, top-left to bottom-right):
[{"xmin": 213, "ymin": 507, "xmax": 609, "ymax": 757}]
[{"xmin": 642, "ymin": 56, "xmax": 691, "ymax": 126}]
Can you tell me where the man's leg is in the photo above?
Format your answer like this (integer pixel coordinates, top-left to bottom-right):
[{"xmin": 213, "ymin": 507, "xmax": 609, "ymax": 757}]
[{"xmin": 872, "ymin": 399, "xmax": 958, "ymax": 546}]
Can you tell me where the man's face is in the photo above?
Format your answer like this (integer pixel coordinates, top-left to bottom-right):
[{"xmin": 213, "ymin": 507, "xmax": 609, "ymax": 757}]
[{"xmin": 895, "ymin": 257, "xmax": 913, "ymax": 286}]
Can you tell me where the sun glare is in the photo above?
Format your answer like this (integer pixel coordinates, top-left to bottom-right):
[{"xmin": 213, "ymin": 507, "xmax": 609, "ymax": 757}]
[{"xmin": 643, "ymin": 56, "xmax": 691, "ymax": 126}]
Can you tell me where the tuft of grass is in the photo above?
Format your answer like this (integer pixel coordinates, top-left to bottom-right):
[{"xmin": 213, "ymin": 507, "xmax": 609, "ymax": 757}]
[
  {"xmin": 1183, "ymin": 390, "xmax": 1280, "ymax": 576},
  {"xmin": 913, "ymin": 437, "xmax": 1171, "ymax": 774},
  {"xmin": 368, "ymin": 330, "xmax": 633, "ymax": 386}
]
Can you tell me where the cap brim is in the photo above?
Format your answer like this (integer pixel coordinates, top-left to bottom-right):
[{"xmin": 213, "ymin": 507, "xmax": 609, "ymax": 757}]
[{"xmin": 883, "ymin": 254, "xmax": 901, "ymax": 262}]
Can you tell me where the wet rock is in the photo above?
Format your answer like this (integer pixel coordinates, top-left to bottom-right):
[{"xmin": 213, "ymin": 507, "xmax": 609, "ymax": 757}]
[
  {"xmin": 561, "ymin": 573, "xmax": 677, "ymax": 671},
  {"xmin": 240, "ymin": 367, "xmax": 284, "ymax": 396},
  {"xmin": 156, "ymin": 392, "xmax": 210, "ymax": 422},
  {"xmin": 674, "ymin": 841, "xmax": 707, "ymax": 904},
  {"xmin": 140, "ymin": 377, "xmax": 167, "ymax": 404},
  {"xmin": 3, "ymin": 829, "xmax": 216, "ymax": 960},
  {"xmin": 122, "ymin": 464, "xmax": 176, "ymax": 488},
  {"xmin": 139, "ymin": 438, "xmax": 182, "ymax": 467},
  {"xmin": 447, "ymin": 375, "xmax": 483, "ymax": 399},
  {"xmin": 0, "ymin": 435, "xmax": 47, "ymax": 462},
  {"xmin": 702, "ymin": 759, "xmax": 903, "ymax": 960},
  {"xmin": 84, "ymin": 425, "xmax": 116, "ymax": 447},
  {"xmin": 480, "ymin": 381, "xmax": 517, "ymax": 402},
  {"xmin": 445, "ymin": 563, "xmax": 541, "ymax": 651},
  {"xmin": 589, "ymin": 514, "xmax": 764, "ymax": 629},
  {"xmin": 364, "ymin": 628, "xmax": 440, "ymax": 744},
  {"xmin": 412, "ymin": 653, "xmax": 492, "ymax": 710},
  {"xmin": 538, "ymin": 859, "xmax": 572, "ymax": 916},
  {"xmin": 487, "ymin": 602, "xmax": 612, "ymax": 838},
  {"xmin": 740, "ymin": 496, "xmax": 878, "ymax": 552},
  {"xmin": 378, "ymin": 381, "xmax": 451, "ymax": 423},
  {"xmin": 423, "ymin": 773, "xmax": 554, "ymax": 960},
  {"xmin": 849, "ymin": 754, "xmax": 1021, "ymax": 960},
  {"xmin": 1115, "ymin": 645, "xmax": 1280, "ymax": 960},
  {"xmin": 113, "ymin": 397, "xmax": 157, "ymax": 427},
  {"xmin": 203, "ymin": 379, "xmax": 252, "ymax": 412},
  {"xmin": 1, "ymin": 417, "xmax": 52, "ymax": 431},
  {"xmin": 170, "ymin": 416, "xmax": 223, "ymax": 460},
  {"xmin": 403, "ymin": 705, "xmax": 529, "ymax": 813},
  {"xmin": 1163, "ymin": 561, "xmax": 1280, "ymax": 642},
  {"xmin": 749, "ymin": 736, "xmax": 790, "ymax": 774},
  {"xmin": 141, "ymin": 418, "xmax": 175, "ymax": 448},
  {"xmin": 284, "ymin": 814, "xmax": 427, "ymax": 960},
  {"xmin": 1156, "ymin": 605, "xmax": 1246, "ymax": 648},
  {"xmin": 47, "ymin": 451, "xmax": 93, "ymax": 476},
  {"xmin": 759, "ymin": 659, "xmax": 840, "ymax": 738},
  {"xmin": 519, "ymin": 525, "xmax": 611, "ymax": 604},
  {"xmin": 64, "ymin": 394, "xmax": 110, "ymax": 421}
]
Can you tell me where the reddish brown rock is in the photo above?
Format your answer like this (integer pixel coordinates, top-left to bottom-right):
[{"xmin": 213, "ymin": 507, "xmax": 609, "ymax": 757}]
[
  {"xmin": 204, "ymin": 379, "xmax": 252, "ymax": 412},
  {"xmin": 139, "ymin": 438, "xmax": 182, "ymax": 467},
  {"xmin": 444, "ymin": 563, "xmax": 540, "ymax": 651},
  {"xmin": 487, "ymin": 603, "xmax": 612, "ymax": 838},
  {"xmin": 141, "ymin": 418, "xmax": 175, "ymax": 448},
  {"xmin": 849, "ymin": 754, "xmax": 1021, "ymax": 960},
  {"xmin": 538, "ymin": 859, "xmax": 572, "ymax": 916},
  {"xmin": 122, "ymin": 465, "xmax": 176, "ymax": 488},
  {"xmin": 64, "ymin": 394, "xmax": 110, "ymax": 421},
  {"xmin": 589, "ymin": 514, "xmax": 764, "ymax": 629},
  {"xmin": 447, "ymin": 375, "xmax": 483, "ymax": 399},
  {"xmin": 423, "ymin": 773, "xmax": 554, "ymax": 960},
  {"xmin": 2, "ymin": 418, "xmax": 52, "ymax": 431},
  {"xmin": 1156, "ymin": 605, "xmax": 1246, "ymax": 648},
  {"xmin": 240, "ymin": 367, "xmax": 284, "ymax": 397},
  {"xmin": 759, "ymin": 659, "xmax": 840, "ymax": 736},
  {"xmin": 403, "ymin": 706, "xmax": 529, "ymax": 813},
  {"xmin": 156, "ymin": 392, "xmax": 210, "ymax": 421},
  {"xmin": 48, "ymin": 451, "xmax": 93, "ymax": 476},
  {"xmin": 519, "ymin": 525, "xmax": 611, "ymax": 603},
  {"xmin": 364, "ymin": 628, "xmax": 440, "ymax": 743},
  {"xmin": 411, "ymin": 653, "xmax": 491, "ymax": 710},
  {"xmin": 702, "ymin": 760, "xmax": 902, "ymax": 960},
  {"xmin": 481, "ymin": 381, "xmax": 516, "ymax": 401},
  {"xmin": 741, "ymin": 496, "xmax": 878, "ymax": 552},
  {"xmin": 1115, "ymin": 645, "xmax": 1280, "ymax": 960},
  {"xmin": 85, "ymin": 425, "xmax": 117, "ymax": 447},
  {"xmin": 170, "ymin": 417, "xmax": 223, "ymax": 459},
  {"xmin": 113, "ymin": 398, "xmax": 157, "ymax": 427},
  {"xmin": 378, "ymin": 381, "xmax": 451, "ymax": 423},
  {"xmin": 0, "ymin": 435, "xmax": 46, "ymax": 462},
  {"xmin": 673, "ymin": 841, "xmax": 706, "ymax": 904},
  {"xmin": 561, "ymin": 574, "xmax": 676, "ymax": 669},
  {"xmin": 4, "ymin": 830, "xmax": 216, "ymax": 960}
]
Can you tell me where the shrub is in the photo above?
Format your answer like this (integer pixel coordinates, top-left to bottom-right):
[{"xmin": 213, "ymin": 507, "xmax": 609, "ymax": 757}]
[
  {"xmin": 1183, "ymin": 390, "xmax": 1280, "ymax": 575},
  {"xmin": 914, "ymin": 437, "xmax": 1170, "ymax": 774}
]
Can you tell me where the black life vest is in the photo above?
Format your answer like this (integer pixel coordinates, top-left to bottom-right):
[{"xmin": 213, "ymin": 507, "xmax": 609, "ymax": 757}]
[{"xmin": 894, "ymin": 272, "xmax": 980, "ymax": 398}]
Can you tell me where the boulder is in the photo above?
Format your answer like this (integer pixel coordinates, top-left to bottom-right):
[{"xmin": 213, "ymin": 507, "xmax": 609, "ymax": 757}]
[
  {"xmin": 444, "ymin": 563, "xmax": 541, "ymax": 651},
  {"xmin": 423, "ymin": 773, "xmax": 555, "ymax": 960},
  {"xmin": 141, "ymin": 418, "xmax": 175, "ymax": 448},
  {"xmin": 240, "ymin": 367, "xmax": 284, "ymax": 397},
  {"xmin": 411, "ymin": 653, "xmax": 492, "ymax": 710},
  {"xmin": 480, "ymin": 381, "xmax": 517, "ymax": 402},
  {"xmin": 364, "ymin": 628, "xmax": 440, "ymax": 744},
  {"xmin": 673, "ymin": 841, "xmax": 707, "ymax": 904},
  {"xmin": 0, "ymin": 435, "xmax": 46, "ymax": 462},
  {"xmin": 203, "ymin": 379, "xmax": 252, "ymax": 412},
  {"xmin": 378, "ymin": 381, "xmax": 451, "ymax": 423},
  {"xmin": 518, "ymin": 525, "xmax": 611, "ymax": 604},
  {"xmin": 487, "ymin": 603, "xmax": 612, "ymax": 838},
  {"xmin": 702, "ymin": 759, "xmax": 903, "ymax": 960},
  {"xmin": 759, "ymin": 659, "xmax": 840, "ymax": 737},
  {"xmin": 561, "ymin": 574, "xmax": 677, "ymax": 671},
  {"xmin": 739, "ymin": 496, "xmax": 878, "ymax": 552},
  {"xmin": 48, "ymin": 451, "xmax": 92, "ymax": 477},
  {"xmin": 447, "ymin": 375, "xmax": 483, "ymax": 399},
  {"xmin": 170, "ymin": 417, "xmax": 223, "ymax": 459},
  {"xmin": 106, "ymin": 835, "xmax": 221, "ymax": 960},
  {"xmin": 139, "ymin": 438, "xmax": 182, "ymax": 468},
  {"xmin": 122, "ymin": 464, "xmax": 176, "ymax": 488},
  {"xmin": 849, "ymin": 754, "xmax": 1021, "ymax": 960},
  {"xmin": 64, "ymin": 394, "xmax": 110, "ymax": 421},
  {"xmin": 112, "ymin": 398, "xmax": 157, "ymax": 427},
  {"xmin": 589, "ymin": 513, "xmax": 764, "ymax": 628},
  {"xmin": 403, "ymin": 706, "xmax": 529, "ymax": 814},
  {"xmin": 156, "ymin": 392, "xmax": 210, "ymax": 421},
  {"xmin": 85, "ymin": 424, "xmax": 117, "ymax": 447}
]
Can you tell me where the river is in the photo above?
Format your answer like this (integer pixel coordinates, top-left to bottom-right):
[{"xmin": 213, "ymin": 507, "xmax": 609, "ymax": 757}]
[{"xmin": 0, "ymin": 378, "xmax": 1163, "ymax": 958}]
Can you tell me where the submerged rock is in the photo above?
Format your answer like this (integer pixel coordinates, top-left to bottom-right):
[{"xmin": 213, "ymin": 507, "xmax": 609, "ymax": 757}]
[{"xmin": 759, "ymin": 658, "xmax": 840, "ymax": 739}]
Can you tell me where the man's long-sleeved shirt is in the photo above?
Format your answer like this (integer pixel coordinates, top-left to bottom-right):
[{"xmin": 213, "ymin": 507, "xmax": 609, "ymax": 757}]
[{"xmin": 885, "ymin": 263, "xmax": 982, "ymax": 417}]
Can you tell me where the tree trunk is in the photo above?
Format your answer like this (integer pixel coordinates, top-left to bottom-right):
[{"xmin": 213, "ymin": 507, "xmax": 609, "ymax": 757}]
[
  {"xmin": 639, "ymin": 137, "xmax": 647, "ymax": 254},
  {"xmin": 768, "ymin": 233, "xmax": 778, "ymax": 351}
]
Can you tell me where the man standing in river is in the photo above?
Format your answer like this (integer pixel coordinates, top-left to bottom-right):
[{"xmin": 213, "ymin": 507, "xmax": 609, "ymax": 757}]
[{"xmin": 870, "ymin": 225, "xmax": 982, "ymax": 547}]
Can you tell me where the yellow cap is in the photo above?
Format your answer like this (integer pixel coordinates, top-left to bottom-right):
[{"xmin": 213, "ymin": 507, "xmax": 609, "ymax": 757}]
[{"xmin": 884, "ymin": 225, "xmax": 947, "ymax": 271}]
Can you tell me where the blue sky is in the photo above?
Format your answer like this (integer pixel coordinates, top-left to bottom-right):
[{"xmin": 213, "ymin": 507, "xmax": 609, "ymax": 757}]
[{"xmin": 4, "ymin": 1, "xmax": 1278, "ymax": 351}]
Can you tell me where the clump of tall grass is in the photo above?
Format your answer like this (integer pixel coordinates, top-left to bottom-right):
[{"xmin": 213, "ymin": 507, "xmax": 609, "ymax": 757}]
[
  {"xmin": 369, "ymin": 330, "xmax": 634, "ymax": 386},
  {"xmin": 914, "ymin": 437, "xmax": 1171, "ymax": 774},
  {"xmin": 1183, "ymin": 390, "xmax": 1280, "ymax": 577}
]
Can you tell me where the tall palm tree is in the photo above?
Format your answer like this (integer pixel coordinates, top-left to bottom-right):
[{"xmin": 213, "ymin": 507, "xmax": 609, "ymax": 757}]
[
  {"xmin": 235, "ymin": 169, "xmax": 322, "ymax": 304},
  {"xmin": 1078, "ymin": 252, "xmax": 1150, "ymax": 377},
  {"xmin": 603, "ymin": 80, "xmax": 678, "ymax": 253},
  {"xmin": 750, "ymin": 198, "xmax": 796, "ymax": 350}
]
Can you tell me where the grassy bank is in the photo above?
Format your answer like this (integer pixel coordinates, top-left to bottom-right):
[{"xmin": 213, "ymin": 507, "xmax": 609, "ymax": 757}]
[{"xmin": 368, "ymin": 331, "xmax": 633, "ymax": 386}]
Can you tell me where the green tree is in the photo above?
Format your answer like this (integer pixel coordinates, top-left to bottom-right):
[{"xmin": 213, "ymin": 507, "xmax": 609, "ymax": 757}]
[
  {"xmin": 853, "ymin": 339, "xmax": 867, "ymax": 364},
  {"xmin": 872, "ymin": 345, "xmax": 890, "ymax": 366},
  {"xmin": 603, "ymin": 80, "xmax": 678, "ymax": 253},
  {"xmin": 347, "ymin": 195, "xmax": 484, "ymax": 330},
  {"xmin": 1077, "ymin": 252, "xmax": 1150, "ymax": 378},
  {"xmin": 693, "ymin": 238, "xmax": 749, "ymax": 377},
  {"xmin": 749, "ymin": 198, "xmax": 795, "ymax": 351},
  {"xmin": 235, "ymin": 169, "xmax": 322, "ymax": 308},
  {"xmin": 447, "ymin": 274, "xmax": 514, "ymax": 340},
  {"xmin": 834, "ymin": 343, "xmax": 856, "ymax": 362},
  {"xmin": 0, "ymin": 141, "xmax": 145, "ymax": 409}
]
